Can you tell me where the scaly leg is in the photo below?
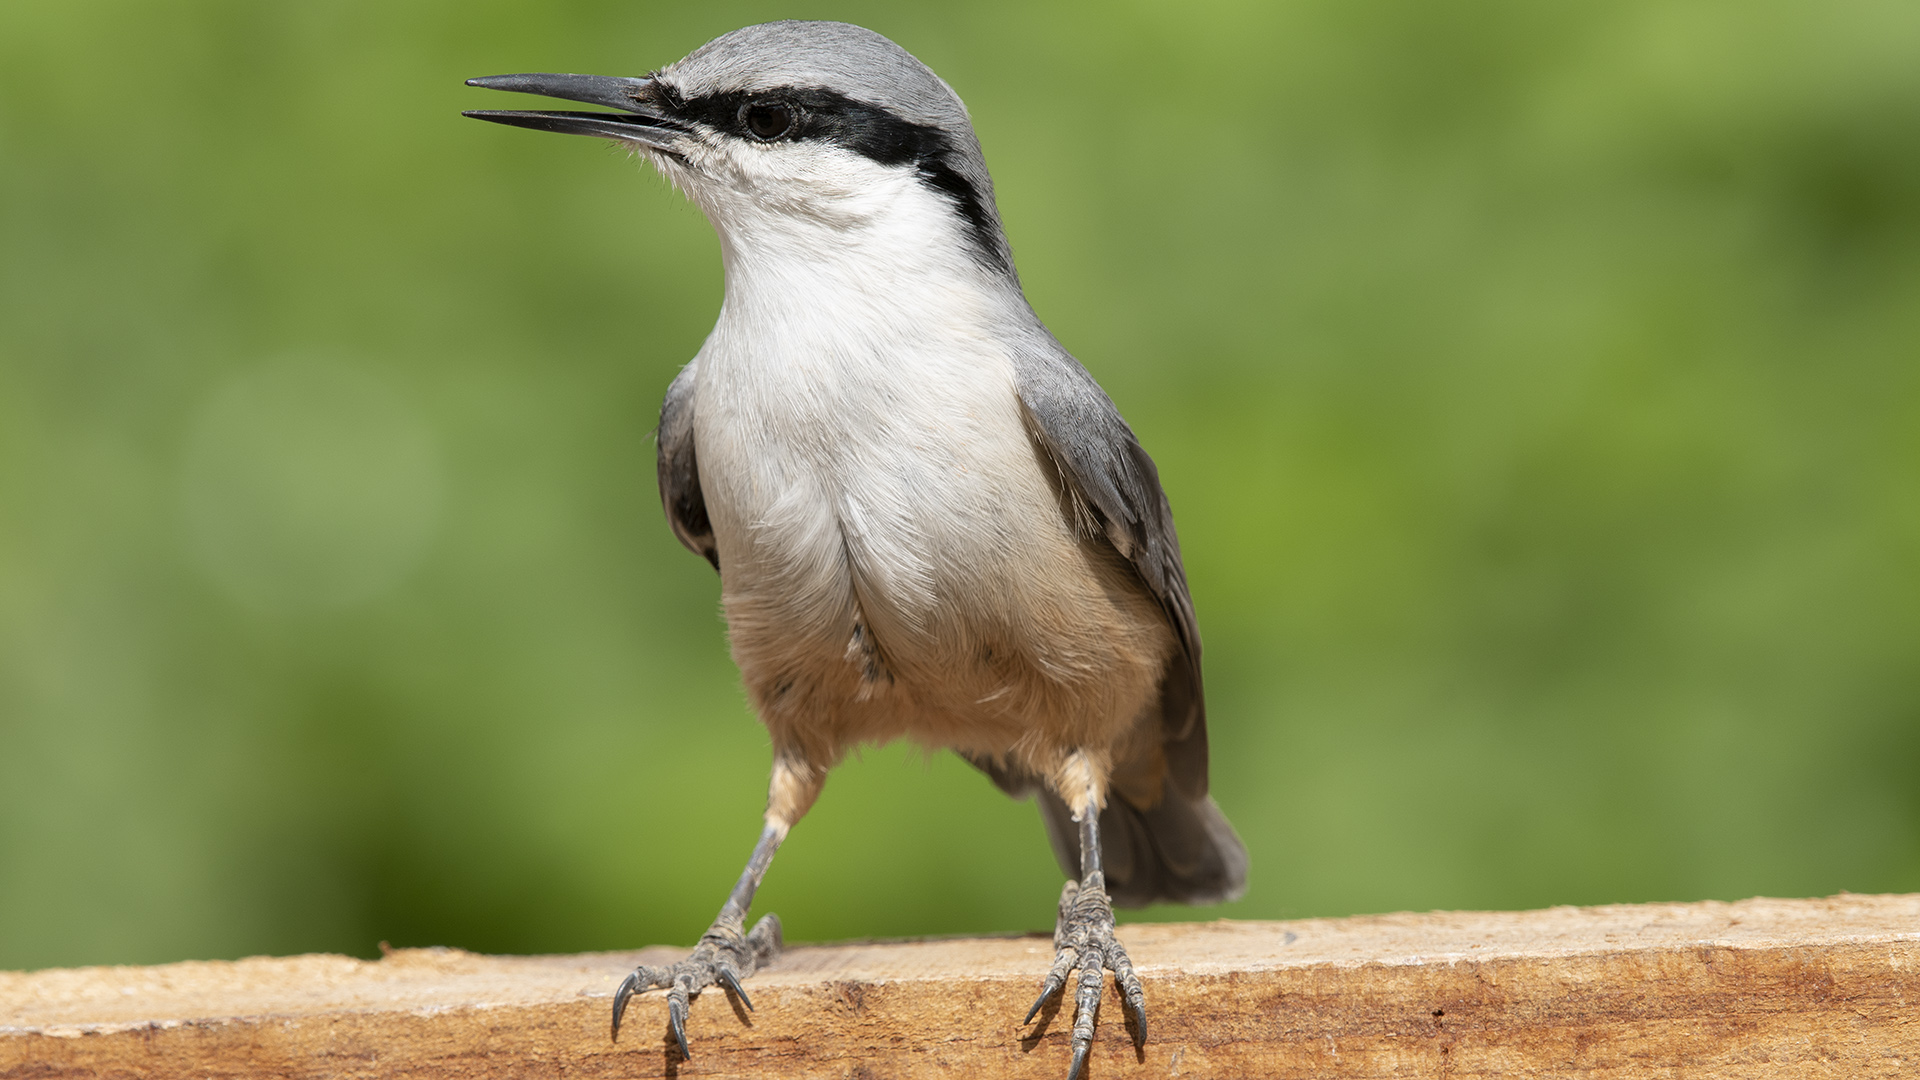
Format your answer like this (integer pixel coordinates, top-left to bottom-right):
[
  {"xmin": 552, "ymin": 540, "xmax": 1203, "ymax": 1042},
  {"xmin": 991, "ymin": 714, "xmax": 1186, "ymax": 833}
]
[
  {"xmin": 1024, "ymin": 808, "xmax": 1147, "ymax": 1080},
  {"xmin": 611, "ymin": 822, "xmax": 785, "ymax": 1058}
]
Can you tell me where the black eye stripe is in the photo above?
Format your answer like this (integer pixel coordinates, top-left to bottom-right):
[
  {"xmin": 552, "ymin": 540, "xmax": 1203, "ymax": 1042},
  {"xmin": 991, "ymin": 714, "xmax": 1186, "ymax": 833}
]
[{"xmin": 657, "ymin": 84, "xmax": 1009, "ymax": 272}]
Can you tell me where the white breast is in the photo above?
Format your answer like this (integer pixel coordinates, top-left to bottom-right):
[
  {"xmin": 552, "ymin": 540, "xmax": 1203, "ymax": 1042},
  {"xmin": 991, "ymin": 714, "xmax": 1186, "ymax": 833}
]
[
  {"xmin": 698, "ymin": 271, "xmax": 1038, "ymax": 623},
  {"xmin": 665, "ymin": 145, "xmax": 1173, "ymax": 767}
]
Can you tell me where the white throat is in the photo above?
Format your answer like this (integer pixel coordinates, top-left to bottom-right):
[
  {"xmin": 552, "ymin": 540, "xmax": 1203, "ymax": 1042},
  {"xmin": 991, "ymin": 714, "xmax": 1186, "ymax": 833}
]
[{"xmin": 647, "ymin": 137, "xmax": 1010, "ymax": 330}]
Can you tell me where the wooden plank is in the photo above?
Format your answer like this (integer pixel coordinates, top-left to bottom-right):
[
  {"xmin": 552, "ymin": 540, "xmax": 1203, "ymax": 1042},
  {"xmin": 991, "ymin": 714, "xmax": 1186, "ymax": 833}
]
[{"xmin": 4, "ymin": 894, "xmax": 1917, "ymax": 1078}]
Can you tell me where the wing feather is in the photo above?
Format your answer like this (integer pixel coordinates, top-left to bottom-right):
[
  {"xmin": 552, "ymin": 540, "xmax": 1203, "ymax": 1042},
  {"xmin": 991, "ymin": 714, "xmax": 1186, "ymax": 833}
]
[
  {"xmin": 657, "ymin": 362, "xmax": 719, "ymax": 572},
  {"xmin": 1011, "ymin": 332, "xmax": 1209, "ymax": 799}
]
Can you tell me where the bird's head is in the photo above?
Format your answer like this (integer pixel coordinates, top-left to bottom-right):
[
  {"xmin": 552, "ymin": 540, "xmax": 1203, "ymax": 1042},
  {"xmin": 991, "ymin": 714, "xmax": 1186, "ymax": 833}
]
[{"xmin": 466, "ymin": 21, "xmax": 1013, "ymax": 276}]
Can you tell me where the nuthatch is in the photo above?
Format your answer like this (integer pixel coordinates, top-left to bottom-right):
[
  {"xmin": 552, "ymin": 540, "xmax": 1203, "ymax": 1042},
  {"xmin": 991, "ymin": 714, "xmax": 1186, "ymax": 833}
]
[{"xmin": 466, "ymin": 21, "xmax": 1247, "ymax": 1079}]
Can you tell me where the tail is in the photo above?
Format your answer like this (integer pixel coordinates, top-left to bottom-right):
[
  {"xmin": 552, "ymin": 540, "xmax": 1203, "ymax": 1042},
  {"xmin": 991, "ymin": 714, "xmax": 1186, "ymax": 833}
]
[{"xmin": 1037, "ymin": 787, "xmax": 1248, "ymax": 908}]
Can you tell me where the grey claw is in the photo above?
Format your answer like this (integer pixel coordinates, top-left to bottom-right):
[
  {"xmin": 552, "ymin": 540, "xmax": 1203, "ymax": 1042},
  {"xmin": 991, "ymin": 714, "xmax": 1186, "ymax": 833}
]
[
  {"xmin": 611, "ymin": 969, "xmax": 642, "ymax": 1041},
  {"xmin": 718, "ymin": 965, "xmax": 753, "ymax": 1011},
  {"xmin": 1024, "ymin": 976, "xmax": 1062, "ymax": 1025},
  {"xmin": 1066, "ymin": 1039, "xmax": 1092, "ymax": 1080},
  {"xmin": 668, "ymin": 992, "xmax": 691, "ymax": 1059},
  {"xmin": 1124, "ymin": 993, "xmax": 1147, "ymax": 1046},
  {"xmin": 605, "ymin": 827, "xmax": 785, "ymax": 1054},
  {"xmin": 610, "ymin": 918, "xmax": 779, "ymax": 1057},
  {"xmin": 1026, "ymin": 934, "xmax": 1077, "ymax": 1025},
  {"xmin": 1109, "ymin": 941, "xmax": 1147, "ymax": 1045},
  {"xmin": 1119, "ymin": 978, "xmax": 1147, "ymax": 1045}
]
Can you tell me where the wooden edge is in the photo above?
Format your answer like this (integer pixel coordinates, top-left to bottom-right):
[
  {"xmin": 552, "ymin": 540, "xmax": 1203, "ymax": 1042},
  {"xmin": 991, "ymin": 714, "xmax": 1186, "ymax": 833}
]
[{"xmin": 4, "ymin": 893, "xmax": 1918, "ymax": 1078}]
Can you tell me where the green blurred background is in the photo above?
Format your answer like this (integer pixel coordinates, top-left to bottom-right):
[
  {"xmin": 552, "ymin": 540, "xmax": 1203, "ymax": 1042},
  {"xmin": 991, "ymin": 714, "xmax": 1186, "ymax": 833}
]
[{"xmin": 4, "ymin": 0, "xmax": 1918, "ymax": 972}]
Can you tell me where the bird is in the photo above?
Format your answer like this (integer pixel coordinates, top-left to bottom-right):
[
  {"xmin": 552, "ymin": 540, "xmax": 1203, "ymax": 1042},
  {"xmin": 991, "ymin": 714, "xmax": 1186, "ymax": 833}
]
[{"xmin": 464, "ymin": 20, "xmax": 1246, "ymax": 1079}]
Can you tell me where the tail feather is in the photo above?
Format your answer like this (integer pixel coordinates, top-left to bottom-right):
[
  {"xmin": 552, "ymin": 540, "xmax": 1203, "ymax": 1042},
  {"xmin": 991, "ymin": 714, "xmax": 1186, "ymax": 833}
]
[{"xmin": 1037, "ymin": 788, "xmax": 1248, "ymax": 908}]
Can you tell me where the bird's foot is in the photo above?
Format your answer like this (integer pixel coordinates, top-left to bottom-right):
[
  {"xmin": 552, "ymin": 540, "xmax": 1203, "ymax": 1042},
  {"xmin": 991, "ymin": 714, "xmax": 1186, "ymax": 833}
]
[
  {"xmin": 611, "ymin": 912, "xmax": 782, "ymax": 1058},
  {"xmin": 1025, "ymin": 873, "xmax": 1146, "ymax": 1080}
]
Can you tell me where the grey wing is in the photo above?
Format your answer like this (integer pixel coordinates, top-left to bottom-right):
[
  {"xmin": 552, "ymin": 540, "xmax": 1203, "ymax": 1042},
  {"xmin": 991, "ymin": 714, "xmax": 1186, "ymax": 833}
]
[
  {"xmin": 1010, "ymin": 330, "xmax": 1207, "ymax": 799},
  {"xmin": 657, "ymin": 363, "xmax": 719, "ymax": 572}
]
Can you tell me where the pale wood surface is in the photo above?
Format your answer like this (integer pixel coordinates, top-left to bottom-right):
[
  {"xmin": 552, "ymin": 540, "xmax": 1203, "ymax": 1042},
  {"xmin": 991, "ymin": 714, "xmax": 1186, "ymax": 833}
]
[{"xmin": 4, "ymin": 894, "xmax": 1917, "ymax": 1077}]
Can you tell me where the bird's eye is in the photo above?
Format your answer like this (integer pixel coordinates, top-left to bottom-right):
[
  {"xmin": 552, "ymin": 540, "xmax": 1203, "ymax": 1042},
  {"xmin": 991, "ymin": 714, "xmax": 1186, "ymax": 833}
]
[{"xmin": 743, "ymin": 104, "xmax": 793, "ymax": 140}]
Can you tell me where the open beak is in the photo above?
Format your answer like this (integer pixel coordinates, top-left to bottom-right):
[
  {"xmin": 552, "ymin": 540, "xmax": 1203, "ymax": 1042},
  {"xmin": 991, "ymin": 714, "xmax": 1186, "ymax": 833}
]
[{"xmin": 463, "ymin": 73, "xmax": 683, "ymax": 153}]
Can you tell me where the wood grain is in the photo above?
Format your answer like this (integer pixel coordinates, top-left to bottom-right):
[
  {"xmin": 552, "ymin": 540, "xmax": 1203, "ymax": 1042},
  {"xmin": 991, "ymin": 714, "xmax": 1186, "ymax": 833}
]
[{"xmin": 5, "ymin": 894, "xmax": 1918, "ymax": 1078}]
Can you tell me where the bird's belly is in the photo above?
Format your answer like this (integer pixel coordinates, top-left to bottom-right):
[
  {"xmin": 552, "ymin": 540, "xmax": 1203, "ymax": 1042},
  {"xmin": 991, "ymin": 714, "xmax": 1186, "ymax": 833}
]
[{"xmin": 692, "ymin": 344, "xmax": 1171, "ymax": 762}]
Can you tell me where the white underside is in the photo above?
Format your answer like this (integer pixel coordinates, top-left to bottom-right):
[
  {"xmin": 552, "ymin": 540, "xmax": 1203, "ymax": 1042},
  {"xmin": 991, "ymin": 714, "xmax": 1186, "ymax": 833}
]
[{"xmin": 684, "ymin": 159, "xmax": 1055, "ymax": 682}]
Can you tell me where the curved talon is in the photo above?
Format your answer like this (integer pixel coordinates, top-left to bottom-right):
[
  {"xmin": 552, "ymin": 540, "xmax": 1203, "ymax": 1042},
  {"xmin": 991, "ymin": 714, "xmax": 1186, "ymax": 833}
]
[
  {"xmin": 1108, "ymin": 941, "xmax": 1148, "ymax": 1045},
  {"xmin": 667, "ymin": 986, "xmax": 691, "ymax": 1059},
  {"xmin": 717, "ymin": 965, "xmax": 753, "ymax": 1011},
  {"xmin": 1121, "ymin": 968, "xmax": 1144, "ymax": 1045},
  {"xmin": 1119, "ymin": 978, "xmax": 1147, "ymax": 1045},
  {"xmin": 611, "ymin": 969, "xmax": 641, "ymax": 1041},
  {"xmin": 1026, "ymin": 946, "xmax": 1074, "ymax": 1024},
  {"xmin": 1024, "ymin": 977, "xmax": 1062, "ymax": 1025},
  {"xmin": 1066, "ymin": 1039, "xmax": 1092, "ymax": 1080}
]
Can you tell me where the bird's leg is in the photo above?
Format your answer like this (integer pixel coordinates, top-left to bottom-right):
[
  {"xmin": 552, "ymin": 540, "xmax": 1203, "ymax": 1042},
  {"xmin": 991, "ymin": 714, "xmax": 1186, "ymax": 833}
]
[
  {"xmin": 1025, "ymin": 805, "xmax": 1147, "ymax": 1080},
  {"xmin": 611, "ymin": 822, "xmax": 786, "ymax": 1057},
  {"xmin": 611, "ymin": 753, "xmax": 825, "ymax": 1057}
]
